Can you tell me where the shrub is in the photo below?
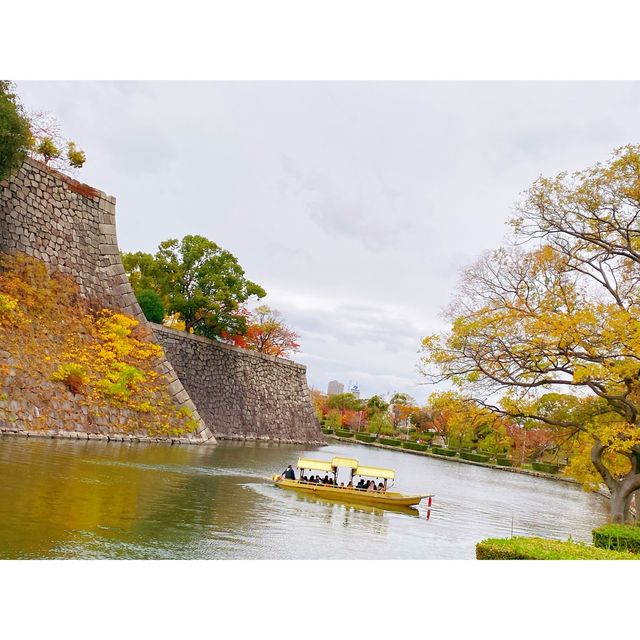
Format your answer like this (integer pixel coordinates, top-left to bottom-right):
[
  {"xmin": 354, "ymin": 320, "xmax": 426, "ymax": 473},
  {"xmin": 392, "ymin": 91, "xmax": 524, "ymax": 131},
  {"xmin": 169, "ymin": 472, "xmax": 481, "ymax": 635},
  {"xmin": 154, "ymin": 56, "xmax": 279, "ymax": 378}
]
[
  {"xmin": 355, "ymin": 433, "xmax": 375, "ymax": 443},
  {"xmin": 461, "ymin": 451, "xmax": 490, "ymax": 463},
  {"xmin": 402, "ymin": 441, "xmax": 428, "ymax": 452},
  {"xmin": 496, "ymin": 457, "xmax": 513, "ymax": 467},
  {"xmin": 136, "ymin": 289, "xmax": 165, "ymax": 324},
  {"xmin": 593, "ymin": 524, "xmax": 640, "ymax": 554},
  {"xmin": 335, "ymin": 429, "xmax": 354, "ymax": 438},
  {"xmin": 532, "ymin": 461, "xmax": 562, "ymax": 474},
  {"xmin": 321, "ymin": 428, "xmax": 334, "ymax": 435},
  {"xmin": 432, "ymin": 447, "xmax": 457, "ymax": 457},
  {"xmin": 51, "ymin": 363, "xmax": 88, "ymax": 394},
  {"xmin": 379, "ymin": 437, "xmax": 402, "ymax": 447},
  {"xmin": 476, "ymin": 537, "xmax": 639, "ymax": 560}
]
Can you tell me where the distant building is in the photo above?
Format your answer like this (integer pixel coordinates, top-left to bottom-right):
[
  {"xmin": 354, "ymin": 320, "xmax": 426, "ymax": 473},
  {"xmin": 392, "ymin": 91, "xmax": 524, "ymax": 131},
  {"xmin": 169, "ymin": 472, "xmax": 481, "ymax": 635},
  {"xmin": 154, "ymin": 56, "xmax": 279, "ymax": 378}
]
[
  {"xmin": 327, "ymin": 380, "xmax": 344, "ymax": 396},
  {"xmin": 349, "ymin": 383, "xmax": 360, "ymax": 399}
]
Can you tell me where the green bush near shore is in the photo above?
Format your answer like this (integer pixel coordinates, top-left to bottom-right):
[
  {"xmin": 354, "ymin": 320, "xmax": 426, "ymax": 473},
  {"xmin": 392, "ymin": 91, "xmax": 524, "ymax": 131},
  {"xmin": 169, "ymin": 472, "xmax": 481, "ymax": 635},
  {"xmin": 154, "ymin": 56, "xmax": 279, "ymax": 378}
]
[
  {"xmin": 460, "ymin": 451, "xmax": 491, "ymax": 463},
  {"xmin": 531, "ymin": 462, "xmax": 562, "ymax": 474},
  {"xmin": 335, "ymin": 429, "xmax": 354, "ymax": 438},
  {"xmin": 402, "ymin": 441, "xmax": 428, "ymax": 452},
  {"xmin": 321, "ymin": 428, "xmax": 334, "ymax": 435},
  {"xmin": 476, "ymin": 537, "xmax": 639, "ymax": 560},
  {"xmin": 593, "ymin": 524, "xmax": 640, "ymax": 554},
  {"xmin": 379, "ymin": 438, "xmax": 402, "ymax": 447},
  {"xmin": 355, "ymin": 433, "xmax": 376, "ymax": 443},
  {"xmin": 432, "ymin": 447, "xmax": 457, "ymax": 457},
  {"xmin": 496, "ymin": 458, "xmax": 513, "ymax": 467}
]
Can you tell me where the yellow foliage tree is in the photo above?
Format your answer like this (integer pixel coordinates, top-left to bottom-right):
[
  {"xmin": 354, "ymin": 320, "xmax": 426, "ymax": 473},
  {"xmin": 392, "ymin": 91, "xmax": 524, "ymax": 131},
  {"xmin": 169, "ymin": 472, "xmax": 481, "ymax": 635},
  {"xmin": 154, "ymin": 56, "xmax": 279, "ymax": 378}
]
[{"xmin": 421, "ymin": 146, "xmax": 640, "ymax": 523}]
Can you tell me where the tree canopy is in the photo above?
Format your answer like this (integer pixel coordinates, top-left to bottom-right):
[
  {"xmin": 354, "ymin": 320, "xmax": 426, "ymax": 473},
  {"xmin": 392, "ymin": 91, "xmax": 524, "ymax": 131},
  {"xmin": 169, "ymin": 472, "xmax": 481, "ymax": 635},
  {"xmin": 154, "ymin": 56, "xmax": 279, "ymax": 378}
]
[
  {"xmin": 0, "ymin": 81, "xmax": 31, "ymax": 181},
  {"xmin": 223, "ymin": 304, "xmax": 300, "ymax": 358},
  {"xmin": 123, "ymin": 235, "xmax": 266, "ymax": 339},
  {"xmin": 420, "ymin": 145, "xmax": 640, "ymax": 523}
]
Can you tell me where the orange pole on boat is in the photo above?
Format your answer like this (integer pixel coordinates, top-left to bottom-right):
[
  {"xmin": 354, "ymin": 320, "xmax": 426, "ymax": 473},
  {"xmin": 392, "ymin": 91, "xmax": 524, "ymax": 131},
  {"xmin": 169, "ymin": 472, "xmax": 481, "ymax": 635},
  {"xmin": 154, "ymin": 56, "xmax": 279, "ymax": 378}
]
[
  {"xmin": 426, "ymin": 509, "xmax": 431, "ymax": 520},
  {"xmin": 427, "ymin": 496, "xmax": 432, "ymax": 507}
]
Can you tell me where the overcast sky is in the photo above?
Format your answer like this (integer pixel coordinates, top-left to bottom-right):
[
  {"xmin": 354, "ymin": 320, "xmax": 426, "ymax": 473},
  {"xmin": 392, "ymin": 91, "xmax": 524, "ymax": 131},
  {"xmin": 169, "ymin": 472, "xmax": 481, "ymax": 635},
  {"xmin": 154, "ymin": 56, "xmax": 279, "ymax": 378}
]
[{"xmin": 15, "ymin": 81, "xmax": 640, "ymax": 402}]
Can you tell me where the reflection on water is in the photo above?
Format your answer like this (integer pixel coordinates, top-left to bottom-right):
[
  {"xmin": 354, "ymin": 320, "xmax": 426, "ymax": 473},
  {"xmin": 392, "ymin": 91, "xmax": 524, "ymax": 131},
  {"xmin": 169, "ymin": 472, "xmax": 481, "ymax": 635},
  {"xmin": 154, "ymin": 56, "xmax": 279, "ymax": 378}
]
[{"xmin": 0, "ymin": 437, "xmax": 609, "ymax": 559}]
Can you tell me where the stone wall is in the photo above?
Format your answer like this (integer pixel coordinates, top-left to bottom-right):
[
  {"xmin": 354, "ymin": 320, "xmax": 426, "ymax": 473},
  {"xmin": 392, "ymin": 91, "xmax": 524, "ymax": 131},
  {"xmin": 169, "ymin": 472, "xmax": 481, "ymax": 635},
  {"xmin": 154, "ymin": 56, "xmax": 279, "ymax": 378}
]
[
  {"xmin": 153, "ymin": 325, "xmax": 324, "ymax": 444},
  {"xmin": 0, "ymin": 159, "xmax": 214, "ymax": 443}
]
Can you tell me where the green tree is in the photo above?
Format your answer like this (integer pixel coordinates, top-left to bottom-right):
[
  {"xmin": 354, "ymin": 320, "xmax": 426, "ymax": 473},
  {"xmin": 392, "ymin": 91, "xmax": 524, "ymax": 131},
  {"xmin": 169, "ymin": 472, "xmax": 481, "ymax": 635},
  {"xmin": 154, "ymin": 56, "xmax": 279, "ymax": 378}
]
[
  {"xmin": 136, "ymin": 289, "xmax": 165, "ymax": 324},
  {"xmin": 122, "ymin": 235, "xmax": 266, "ymax": 339},
  {"xmin": 0, "ymin": 81, "xmax": 31, "ymax": 181},
  {"xmin": 326, "ymin": 392, "xmax": 364, "ymax": 412},
  {"xmin": 365, "ymin": 394, "xmax": 389, "ymax": 417}
]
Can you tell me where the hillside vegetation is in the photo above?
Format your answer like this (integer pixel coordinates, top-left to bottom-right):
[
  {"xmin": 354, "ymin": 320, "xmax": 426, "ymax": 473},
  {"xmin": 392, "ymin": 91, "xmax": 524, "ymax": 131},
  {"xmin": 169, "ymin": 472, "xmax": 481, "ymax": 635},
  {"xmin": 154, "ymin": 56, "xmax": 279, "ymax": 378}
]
[{"xmin": 0, "ymin": 253, "xmax": 197, "ymax": 437}]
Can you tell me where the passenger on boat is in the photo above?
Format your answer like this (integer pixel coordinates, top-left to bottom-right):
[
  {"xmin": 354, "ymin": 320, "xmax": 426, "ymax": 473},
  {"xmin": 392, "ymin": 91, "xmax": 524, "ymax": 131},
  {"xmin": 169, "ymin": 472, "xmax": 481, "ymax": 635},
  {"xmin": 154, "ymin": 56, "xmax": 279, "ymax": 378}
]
[
  {"xmin": 356, "ymin": 479, "xmax": 365, "ymax": 490},
  {"xmin": 366, "ymin": 481, "xmax": 375, "ymax": 492},
  {"xmin": 282, "ymin": 465, "xmax": 296, "ymax": 480},
  {"xmin": 377, "ymin": 482, "xmax": 385, "ymax": 492},
  {"xmin": 302, "ymin": 475, "xmax": 308, "ymax": 483},
  {"xmin": 339, "ymin": 482, "xmax": 345, "ymax": 488},
  {"xmin": 322, "ymin": 475, "xmax": 330, "ymax": 485}
]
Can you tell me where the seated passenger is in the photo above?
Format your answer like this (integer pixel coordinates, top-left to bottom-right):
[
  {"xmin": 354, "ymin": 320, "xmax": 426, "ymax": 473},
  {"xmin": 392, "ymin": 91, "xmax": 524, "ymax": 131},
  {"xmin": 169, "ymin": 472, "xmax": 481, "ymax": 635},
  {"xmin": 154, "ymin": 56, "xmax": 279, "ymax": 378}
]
[
  {"xmin": 322, "ymin": 475, "xmax": 330, "ymax": 485},
  {"xmin": 339, "ymin": 482, "xmax": 345, "ymax": 488},
  {"xmin": 366, "ymin": 481, "xmax": 375, "ymax": 492},
  {"xmin": 302, "ymin": 475, "xmax": 308, "ymax": 483},
  {"xmin": 356, "ymin": 479, "xmax": 365, "ymax": 490},
  {"xmin": 377, "ymin": 482, "xmax": 385, "ymax": 492}
]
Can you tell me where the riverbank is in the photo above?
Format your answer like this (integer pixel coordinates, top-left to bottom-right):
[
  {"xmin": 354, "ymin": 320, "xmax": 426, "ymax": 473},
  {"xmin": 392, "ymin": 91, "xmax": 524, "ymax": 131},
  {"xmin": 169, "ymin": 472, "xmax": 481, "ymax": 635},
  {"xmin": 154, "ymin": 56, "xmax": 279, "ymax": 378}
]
[
  {"xmin": 0, "ymin": 427, "xmax": 325, "ymax": 446},
  {"xmin": 325, "ymin": 433, "xmax": 582, "ymax": 487}
]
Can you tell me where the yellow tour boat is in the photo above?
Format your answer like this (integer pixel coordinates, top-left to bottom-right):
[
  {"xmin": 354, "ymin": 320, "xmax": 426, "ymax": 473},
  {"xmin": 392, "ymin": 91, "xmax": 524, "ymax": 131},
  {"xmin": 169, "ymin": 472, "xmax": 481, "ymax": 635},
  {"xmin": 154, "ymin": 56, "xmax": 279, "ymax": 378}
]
[{"xmin": 272, "ymin": 456, "xmax": 432, "ymax": 510}]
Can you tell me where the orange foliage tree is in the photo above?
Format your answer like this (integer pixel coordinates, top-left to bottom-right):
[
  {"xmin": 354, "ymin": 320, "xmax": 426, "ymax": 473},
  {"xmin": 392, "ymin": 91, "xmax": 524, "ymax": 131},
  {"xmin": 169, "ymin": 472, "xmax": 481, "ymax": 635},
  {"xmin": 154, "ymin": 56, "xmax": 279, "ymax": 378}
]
[{"xmin": 224, "ymin": 305, "xmax": 300, "ymax": 358}]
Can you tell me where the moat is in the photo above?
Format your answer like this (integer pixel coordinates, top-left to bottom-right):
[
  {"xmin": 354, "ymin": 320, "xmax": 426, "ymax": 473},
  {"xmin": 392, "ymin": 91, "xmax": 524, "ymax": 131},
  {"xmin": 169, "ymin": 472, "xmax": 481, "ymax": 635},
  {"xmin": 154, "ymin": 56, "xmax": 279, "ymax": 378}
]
[{"xmin": 0, "ymin": 438, "xmax": 608, "ymax": 559}]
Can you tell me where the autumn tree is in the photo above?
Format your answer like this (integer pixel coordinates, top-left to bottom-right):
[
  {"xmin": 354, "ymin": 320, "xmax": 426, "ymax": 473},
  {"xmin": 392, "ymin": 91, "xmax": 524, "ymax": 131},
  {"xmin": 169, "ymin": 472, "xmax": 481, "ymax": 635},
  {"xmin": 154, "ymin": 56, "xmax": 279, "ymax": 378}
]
[
  {"xmin": 226, "ymin": 305, "xmax": 300, "ymax": 358},
  {"xmin": 421, "ymin": 146, "xmax": 640, "ymax": 523},
  {"xmin": 122, "ymin": 235, "xmax": 266, "ymax": 339}
]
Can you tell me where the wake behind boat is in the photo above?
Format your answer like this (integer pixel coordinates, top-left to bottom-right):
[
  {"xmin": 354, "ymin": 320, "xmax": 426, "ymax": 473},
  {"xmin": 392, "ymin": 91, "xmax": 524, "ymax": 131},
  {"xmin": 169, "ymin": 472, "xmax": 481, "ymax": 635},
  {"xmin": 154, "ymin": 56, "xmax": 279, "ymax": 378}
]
[{"xmin": 272, "ymin": 455, "xmax": 432, "ymax": 510}]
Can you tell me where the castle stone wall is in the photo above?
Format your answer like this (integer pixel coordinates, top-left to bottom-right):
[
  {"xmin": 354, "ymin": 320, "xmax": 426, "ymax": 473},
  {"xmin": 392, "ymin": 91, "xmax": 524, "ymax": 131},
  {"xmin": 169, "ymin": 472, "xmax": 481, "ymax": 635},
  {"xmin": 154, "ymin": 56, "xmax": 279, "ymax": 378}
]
[
  {"xmin": 0, "ymin": 159, "xmax": 213, "ymax": 443},
  {"xmin": 153, "ymin": 325, "xmax": 324, "ymax": 444}
]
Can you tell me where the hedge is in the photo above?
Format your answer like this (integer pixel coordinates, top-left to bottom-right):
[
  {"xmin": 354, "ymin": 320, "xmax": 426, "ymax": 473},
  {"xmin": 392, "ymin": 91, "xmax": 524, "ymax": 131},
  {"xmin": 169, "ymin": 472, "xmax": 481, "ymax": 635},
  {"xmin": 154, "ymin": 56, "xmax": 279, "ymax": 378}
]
[
  {"xmin": 460, "ymin": 451, "xmax": 490, "ymax": 463},
  {"xmin": 531, "ymin": 461, "xmax": 562, "ymax": 474},
  {"xmin": 379, "ymin": 438, "xmax": 402, "ymax": 447},
  {"xmin": 334, "ymin": 430, "xmax": 354, "ymax": 438},
  {"xmin": 496, "ymin": 457, "xmax": 513, "ymax": 467},
  {"xmin": 593, "ymin": 524, "xmax": 640, "ymax": 554},
  {"xmin": 476, "ymin": 536, "xmax": 639, "ymax": 560},
  {"xmin": 432, "ymin": 447, "xmax": 457, "ymax": 457},
  {"xmin": 321, "ymin": 428, "xmax": 334, "ymax": 435},
  {"xmin": 355, "ymin": 433, "xmax": 376, "ymax": 443},
  {"xmin": 402, "ymin": 441, "xmax": 428, "ymax": 452}
]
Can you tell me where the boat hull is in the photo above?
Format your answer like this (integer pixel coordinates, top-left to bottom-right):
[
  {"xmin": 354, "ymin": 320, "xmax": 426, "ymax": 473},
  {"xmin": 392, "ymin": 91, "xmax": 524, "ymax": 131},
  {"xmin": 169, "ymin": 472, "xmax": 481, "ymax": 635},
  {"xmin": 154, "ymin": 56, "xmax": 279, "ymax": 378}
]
[{"xmin": 272, "ymin": 476, "xmax": 426, "ymax": 508}]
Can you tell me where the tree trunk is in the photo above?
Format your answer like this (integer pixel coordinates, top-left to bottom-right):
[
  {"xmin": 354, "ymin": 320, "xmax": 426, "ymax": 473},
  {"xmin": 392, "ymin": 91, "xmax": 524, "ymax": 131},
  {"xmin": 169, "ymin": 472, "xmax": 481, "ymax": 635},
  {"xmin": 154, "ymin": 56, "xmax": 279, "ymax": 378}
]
[
  {"xmin": 591, "ymin": 441, "xmax": 640, "ymax": 523},
  {"xmin": 610, "ymin": 487, "xmax": 627, "ymax": 524}
]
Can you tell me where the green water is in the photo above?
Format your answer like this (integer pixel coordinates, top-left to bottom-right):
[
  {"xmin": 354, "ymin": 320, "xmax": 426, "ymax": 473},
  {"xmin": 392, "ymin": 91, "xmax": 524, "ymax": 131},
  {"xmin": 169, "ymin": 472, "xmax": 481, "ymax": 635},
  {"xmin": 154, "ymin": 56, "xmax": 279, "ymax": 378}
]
[{"xmin": 0, "ymin": 436, "xmax": 609, "ymax": 559}]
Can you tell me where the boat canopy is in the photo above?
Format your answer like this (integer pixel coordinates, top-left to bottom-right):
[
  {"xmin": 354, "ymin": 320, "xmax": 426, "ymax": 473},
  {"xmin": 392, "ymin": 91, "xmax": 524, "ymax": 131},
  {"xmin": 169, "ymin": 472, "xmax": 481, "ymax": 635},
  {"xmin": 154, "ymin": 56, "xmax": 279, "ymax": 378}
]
[
  {"xmin": 296, "ymin": 457, "xmax": 334, "ymax": 472},
  {"xmin": 331, "ymin": 456, "xmax": 359, "ymax": 470},
  {"xmin": 354, "ymin": 465, "xmax": 395, "ymax": 480}
]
